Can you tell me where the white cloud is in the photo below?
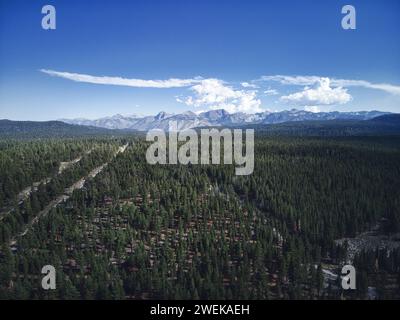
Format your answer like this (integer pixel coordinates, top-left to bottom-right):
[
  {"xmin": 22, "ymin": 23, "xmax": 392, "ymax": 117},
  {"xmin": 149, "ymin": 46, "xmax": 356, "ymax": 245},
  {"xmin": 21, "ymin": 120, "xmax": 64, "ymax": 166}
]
[
  {"xmin": 40, "ymin": 69, "xmax": 201, "ymax": 88},
  {"xmin": 304, "ymin": 106, "xmax": 321, "ymax": 113},
  {"xmin": 280, "ymin": 78, "xmax": 351, "ymax": 106},
  {"xmin": 262, "ymin": 75, "xmax": 322, "ymax": 86},
  {"xmin": 43, "ymin": 69, "xmax": 399, "ymax": 113},
  {"xmin": 41, "ymin": 69, "xmax": 263, "ymax": 113},
  {"xmin": 175, "ymin": 96, "xmax": 184, "ymax": 103},
  {"xmin": 241, "ymin": 82, "xmax": 258, "ymax": 88},
  {"xmin": 264, "ymin": 89, "xmax": 279, "ymax": 96},
  {"xmin": 262, "ymin": 75, "xmax": 400, "ymax": 96},
  {"xmin": 179, "ymin": 79, "xmax": 263, "ymax": 113}
]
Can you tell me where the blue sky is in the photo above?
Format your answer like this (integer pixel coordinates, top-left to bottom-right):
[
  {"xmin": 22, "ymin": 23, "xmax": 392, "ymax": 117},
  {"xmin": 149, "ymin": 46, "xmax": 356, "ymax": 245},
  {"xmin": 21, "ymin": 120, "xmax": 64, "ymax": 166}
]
[{"xmin": 0, "ymin": 0, "xmax": 399, "ymax": 120}]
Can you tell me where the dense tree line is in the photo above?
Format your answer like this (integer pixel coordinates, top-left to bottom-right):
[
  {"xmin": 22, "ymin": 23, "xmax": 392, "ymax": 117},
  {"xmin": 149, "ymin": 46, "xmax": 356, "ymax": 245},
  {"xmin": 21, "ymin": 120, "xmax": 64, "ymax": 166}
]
[{"xmin": 0, "ymin": 135, "xmax": 399, "ymax": 299}]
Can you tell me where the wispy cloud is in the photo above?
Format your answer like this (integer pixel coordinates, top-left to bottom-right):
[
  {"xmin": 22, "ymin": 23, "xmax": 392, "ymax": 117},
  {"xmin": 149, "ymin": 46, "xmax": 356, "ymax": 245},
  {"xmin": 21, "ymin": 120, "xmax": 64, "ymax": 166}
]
[
  {"xmin": 241, "ymin": 82, "xmax": 258, "ymax": 89},
  {"xmin": 264, "ymin": 89, "xmax": 279, "ymax": 96},
  {"xmin": 332, "ymin": 79, "xmax": 400, "ymax": 96},
  {"xmin": 40, "ymin": 69, "xmax": 201, "ymax": 88},
  {"xmin": 261, "ymin": 75, "xmax": 400, "ymax": 96}
]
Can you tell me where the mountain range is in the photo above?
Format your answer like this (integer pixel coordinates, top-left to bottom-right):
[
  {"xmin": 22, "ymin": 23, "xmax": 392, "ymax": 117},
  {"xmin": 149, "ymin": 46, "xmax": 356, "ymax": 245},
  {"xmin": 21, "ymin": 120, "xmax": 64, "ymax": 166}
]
[
  {"xmin": 2, "ymin": 113, "xmax": 400, "ymax": 139},
  {"xmin": 59, "ymin": 109, "xmax": 390, "ymax": 131}
]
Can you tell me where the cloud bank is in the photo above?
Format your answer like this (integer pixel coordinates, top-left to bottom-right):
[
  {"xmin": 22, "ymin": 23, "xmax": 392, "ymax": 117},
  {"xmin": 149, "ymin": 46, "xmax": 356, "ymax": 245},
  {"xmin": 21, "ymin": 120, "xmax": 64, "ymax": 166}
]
[
  {"xmin": 41, "ymin": 69, "xmax": 264, "ymax": 113},
  {"xmin": 280, "ymin": 78, "xmax": 352, "ymax": 106},
  {"xmin": 40, "ymin": 69, "xmax": 399, "ymax": 114},
  {"xmin": 179, "ymin": 79, "xmax": 263, "ymax": 113}
]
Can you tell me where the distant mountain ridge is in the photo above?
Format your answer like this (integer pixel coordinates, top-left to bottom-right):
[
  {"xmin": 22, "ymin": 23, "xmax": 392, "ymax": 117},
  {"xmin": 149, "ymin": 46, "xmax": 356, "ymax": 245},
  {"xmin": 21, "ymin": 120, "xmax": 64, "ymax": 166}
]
[
  {"xmin": 2, "ymin": 112, "xmax": 400, "ymax": 139},
  {"xmin": 59, "ymin": 109, "xmax": 390, "ymax": 131},
  {"xmin": 369, "ymin": 113, "xmax": 400, "ymax": 125},
  {"xmin": 0, "ymin": 119, "xmax": 117, "ymax": 138}
]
